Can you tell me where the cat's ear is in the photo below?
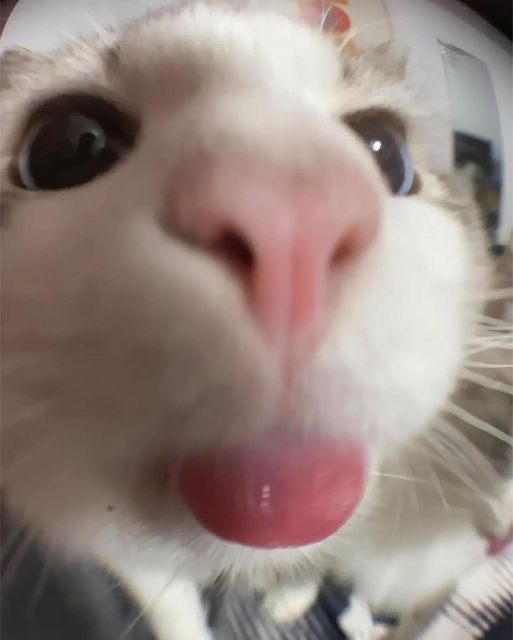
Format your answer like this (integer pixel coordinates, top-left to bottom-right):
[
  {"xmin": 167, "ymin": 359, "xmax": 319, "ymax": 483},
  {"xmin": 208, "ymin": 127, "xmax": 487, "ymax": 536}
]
[
  {"xmin": 364, "ymin": 41, "xmax": 410, "ymax": 81},
  {"xmin": 1, "ymin": 47, "xmax": 50, "ymax": 89},
  {"xmin": 341, "ymin": 40, "xmax": 409, "ymax": 83}
]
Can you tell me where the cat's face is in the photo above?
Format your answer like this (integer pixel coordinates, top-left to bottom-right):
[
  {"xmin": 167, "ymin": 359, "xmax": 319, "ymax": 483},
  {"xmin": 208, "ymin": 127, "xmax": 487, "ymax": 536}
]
[{"xmin": 1, "ymin": 2, "xmax": 488, "ymax": 561}]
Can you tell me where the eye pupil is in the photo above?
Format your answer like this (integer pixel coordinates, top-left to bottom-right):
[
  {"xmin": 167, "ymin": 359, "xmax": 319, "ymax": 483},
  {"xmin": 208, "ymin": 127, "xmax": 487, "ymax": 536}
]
[
  {"xmin": 348, "ymin": 116, "xmax": 415, "ymax": 196},
  {"xmin": 16, "ymin": 96, "xmax": 136, "ymax": 191},
  {"xmin": 70, "ymin": 116, "xmax": 104, "ymax": 157}
]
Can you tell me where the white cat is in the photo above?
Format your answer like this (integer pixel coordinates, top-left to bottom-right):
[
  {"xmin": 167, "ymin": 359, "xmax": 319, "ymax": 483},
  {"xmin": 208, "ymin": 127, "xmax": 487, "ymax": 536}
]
[{"xmin": 1, "ymin": 2, "xmax": 511, "ymax": 639}]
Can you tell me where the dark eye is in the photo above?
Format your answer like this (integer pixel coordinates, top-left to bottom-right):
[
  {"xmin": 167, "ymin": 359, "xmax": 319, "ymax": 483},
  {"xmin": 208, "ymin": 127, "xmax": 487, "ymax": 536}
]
[
  {"xmin": 15, "ymin": 95, "xmax": 137, "ymax": 191},
  {"xmin": 348, "ymin": 114, "xmax": 415, "ymax": 195}
]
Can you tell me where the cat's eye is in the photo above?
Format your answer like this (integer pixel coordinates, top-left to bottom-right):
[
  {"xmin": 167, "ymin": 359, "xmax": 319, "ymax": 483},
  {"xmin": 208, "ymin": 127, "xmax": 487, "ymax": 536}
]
[
  {"xmin": 347, "ymin": 114, "xmax": 416, "ymax": 196},
  {"xmin": 15, "ymin": 95, "xmax": 137, "ymax": 191}
]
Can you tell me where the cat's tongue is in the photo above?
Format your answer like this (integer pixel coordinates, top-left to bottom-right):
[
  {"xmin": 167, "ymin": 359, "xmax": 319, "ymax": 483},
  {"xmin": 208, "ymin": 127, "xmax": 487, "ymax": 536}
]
[{"xmin": 177, "ymin": 439, "xmax": 366, "ymax": 548}]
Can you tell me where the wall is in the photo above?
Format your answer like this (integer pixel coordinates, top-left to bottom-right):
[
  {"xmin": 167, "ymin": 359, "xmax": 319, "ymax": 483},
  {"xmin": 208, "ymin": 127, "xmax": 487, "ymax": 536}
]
[{"xmin": 384, "ymin": 0, "xmax": 512, "ymax": 241}]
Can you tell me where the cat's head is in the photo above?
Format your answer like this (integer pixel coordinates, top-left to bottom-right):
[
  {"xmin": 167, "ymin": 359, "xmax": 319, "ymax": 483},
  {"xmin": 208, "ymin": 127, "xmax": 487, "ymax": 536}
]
[{"xmin": 1, "ymin": 2, "xmax": 489, "ymax": 561}]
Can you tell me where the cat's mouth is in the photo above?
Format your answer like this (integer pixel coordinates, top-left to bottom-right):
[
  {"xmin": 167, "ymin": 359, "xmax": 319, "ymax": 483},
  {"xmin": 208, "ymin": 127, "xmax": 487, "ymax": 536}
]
[{"xmin": 172, "ymin": 433, "xmax": 367, "ymax": 549}]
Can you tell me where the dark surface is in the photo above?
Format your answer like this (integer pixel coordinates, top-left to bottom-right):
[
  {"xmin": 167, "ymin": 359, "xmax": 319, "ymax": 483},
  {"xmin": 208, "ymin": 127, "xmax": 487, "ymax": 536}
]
[
  {"xmin": 2, "ymin": 508, "xmax": 512, "ymax": 640},
  {"xmin": 1, "ymin": 515, "xmax": 153, "ymax": 640},
  {"xmin": 460, "ymin": 0, "xmax": 512, "ymax": 40},
  {"xmin": 487, "ymin": 611, "xmax": 513, "ymax": 640},
  {"xmin": 1, "ymin": 509, "xmax": 351, "ymax": 640}
]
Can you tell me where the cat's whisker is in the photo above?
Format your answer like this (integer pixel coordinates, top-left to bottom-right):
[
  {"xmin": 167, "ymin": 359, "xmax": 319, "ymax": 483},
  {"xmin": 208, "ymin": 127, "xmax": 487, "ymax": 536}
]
[
  {"xmin": 318, "ymin": 5, "xmax": 333, "ymax": 33},
  {"xmin": 464, "ymin": 353, "xmax": 512, "ymax": 362},
  {"xmin": 471, "ymin": 312, "xmax": 513, "ymax": 330},
  {"xmin": 119, "ymin": 574, "xmax": 176, "ymax": 640},
  {"xmin": 467, "ymin": 330, "xmax": 512, "ymax": 339},
  {"xmin": 336, "ymin": 15, "xmax": 434, "ymax": 56},
  {"xmin": 472, "ymin": 313, "xmax": 513, "ymax": 327},
  {"xmin": 0, "ymin": 518, "xmax": 28, "ymax": 561},
  {"xmin": 1, "ymin": 529, "xmax": 37, "ymax": 590},
  {"xmin": 24, "ymin": 549, "xmax": 54, "ymax": 620},
  {"xmin": 464, "ymin": 341, "xmax": 512, "ymax": 354},
  {"xmin": 391, "ymin": 480, "xmax": 407, "ymax": 534},
  {"xmin": 370, "ymin": 471, "xmax": 432, "ymax": 486},
  {"xmin": 402, "ymin": 458, "xmax": 421, "ymax": 513},
  {"xmin": 472, "ymin": 334, "xmax": 513, "ymax": 343},
  {"xmin": 473, "ymin": 288, "xmax": 513, "ymax": 302},
  {"xmin": 426, "ymin": 462, "xmax": 451, "ymax": 513},
  {"xmin": 433, "ymin": 421, "xmax": 502, "ymax": 480},
  {"xmin": 422, "ymin": 420, "xmax": 504, "ymax": 499},
  {"xmin": 444, "ymin": 402, "xmax": 513, "ymax": 446},
  {"xmin": 460, "ymin": 370, "xmax": 513, "ymax": 395},
  {"xmin": 464, "ymin": 361, "xmax": 513, "ymax": 369},
  {"xmin": 423, "ymin": 438, "xmax": 493, "ymax": 504}
]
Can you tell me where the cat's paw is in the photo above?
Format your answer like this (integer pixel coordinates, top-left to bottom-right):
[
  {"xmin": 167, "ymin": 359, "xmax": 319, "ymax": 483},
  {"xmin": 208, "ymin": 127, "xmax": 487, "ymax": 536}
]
[
  {"xmin": 338, "ymin": 596, "xmax": 394, "ymax": 640},
  {"xmin": 112, "ymin": 568, "xmax": 213, "ymax": 640},
  {"xmin": 262, "ymin": 582, "xmax": 319, "ymax": 624}
]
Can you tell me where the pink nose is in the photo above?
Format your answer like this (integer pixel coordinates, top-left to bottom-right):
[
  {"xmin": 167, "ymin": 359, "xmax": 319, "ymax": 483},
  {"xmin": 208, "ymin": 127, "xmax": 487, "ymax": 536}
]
[{"xmin": 177, "ymin": 164, "xmax": 381, "ymax": 349}]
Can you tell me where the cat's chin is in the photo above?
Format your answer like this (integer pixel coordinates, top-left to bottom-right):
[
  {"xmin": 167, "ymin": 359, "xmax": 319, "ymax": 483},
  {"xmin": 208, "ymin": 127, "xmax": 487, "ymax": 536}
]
[{"xmin": 166, "ymin": 433, "xmax": 368, "ymax": 549}]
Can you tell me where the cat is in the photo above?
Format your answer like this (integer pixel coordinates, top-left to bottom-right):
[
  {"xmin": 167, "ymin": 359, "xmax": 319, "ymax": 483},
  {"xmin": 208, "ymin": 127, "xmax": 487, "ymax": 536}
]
[{"xmin": 1, "ymin": 2, "xmax": 511, "ymax": 639}]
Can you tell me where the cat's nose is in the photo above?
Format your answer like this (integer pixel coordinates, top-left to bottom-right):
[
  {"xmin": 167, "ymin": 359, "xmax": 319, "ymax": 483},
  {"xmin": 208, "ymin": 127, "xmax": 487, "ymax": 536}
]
[{"xmin": 176, "ymin": 168, "xmax": 381, "ymax": 349}]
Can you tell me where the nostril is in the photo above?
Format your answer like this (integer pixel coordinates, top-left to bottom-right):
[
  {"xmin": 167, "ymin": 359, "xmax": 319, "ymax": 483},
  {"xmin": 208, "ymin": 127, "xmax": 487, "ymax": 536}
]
[
  {"xmin": 330, "ymin": 239, "xmax": 349, "ymax": 269},
  {"xmin": 330, "ymin": 235, "xmax": 359, "ymax": 269},
  {"xmin": 211, "ymin": 229, "xmax": 255, "ymax": 276},
  {"xmin": 330, "ymin": 219, "xmax": 378, "ymax": 269}
]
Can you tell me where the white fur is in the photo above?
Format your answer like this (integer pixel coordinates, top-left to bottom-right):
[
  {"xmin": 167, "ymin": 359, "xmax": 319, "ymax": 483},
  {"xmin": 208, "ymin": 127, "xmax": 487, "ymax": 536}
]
[
  {"xmin": 262, "ymin": 581, "xmax": 319, "ymax": 623},
  {"xmin": 1, "ymin": 3, "xmax": 500, "ymax": 639},
  {"xmin": 338, "ymin": 595, "xmax": 376, "ymax": 640}
]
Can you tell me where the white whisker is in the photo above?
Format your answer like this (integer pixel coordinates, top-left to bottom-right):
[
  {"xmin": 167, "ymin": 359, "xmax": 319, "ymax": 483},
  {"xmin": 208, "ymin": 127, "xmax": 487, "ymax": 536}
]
[
  {"xmin": 24, "ymin": 549, "xmax": 54, "ymax": 620},
  {"xmin": 434, "ymin": 421, "xmax": 502, "ymax": 481},
  {"xmin": 465, "ymin": 342, "xmax": 512, "ymax": 355},
  {"xmin": 475, "ymin": 288, "xmax": 513, "ymax": 302},
  {"xmin": 445, "ymin": 403, "xmax": 513, "ymax": 446},
  {"xmin": 1, "ymin": 519, "xmax": 28, "ymax": 560},
  {"xmin": 1, "ymin": 529, "xmax": 37, "ymax": 589},
  {"xmin": 472, "ymin": 320, "xmax": 513, "ymax": 336},
  {"xmin": 120, "ymin": 575, "xmax": 175, "ymax": 639},
  {"xmin": 465, "ymin": 361, "xmax": 513, "ymax": 369},
  {"xmin": 424, "ymin": 434, "xmax": 491, "ymax": 501},
  {"xmin": 427, "ymin": 462, "xmax": 451, "ymax": 512},
  {"xmin": 466, "ymin": 338, "xmax": 512, "ymax": 346},
  {"xmin": 371, "ymin": 471, "xmax": 432, "ymax": 486},
  {"xmin": 318, "ymin": 4, "xmax": 332, "ymax": 33},
  {"xmin": 337, "ymin": 15, "xmax": 426, "ymax": 54},
  {"xmin": 460, "ymin": 370, "xmax": 513, "ymax": 395},
  {"xmin": 430, "ymin": 422, "xmax": 507, "ymax": 520},
  {"xmin": 475, "ymin": 312, "xmax": 513, "ymax": 323}
]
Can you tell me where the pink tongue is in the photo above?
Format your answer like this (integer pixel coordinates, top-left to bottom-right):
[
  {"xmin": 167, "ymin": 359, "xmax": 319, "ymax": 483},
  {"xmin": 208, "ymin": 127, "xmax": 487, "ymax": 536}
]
[{"xmin": 177, "ymin": 439, "xmax": 366, "ymax": 548}]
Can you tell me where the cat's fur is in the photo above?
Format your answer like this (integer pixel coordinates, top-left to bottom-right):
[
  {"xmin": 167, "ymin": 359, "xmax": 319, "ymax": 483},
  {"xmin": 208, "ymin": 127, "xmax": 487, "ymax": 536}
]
[{"xmin": 1, "ymin": 2, "xmax": 511, "ymax": 639}]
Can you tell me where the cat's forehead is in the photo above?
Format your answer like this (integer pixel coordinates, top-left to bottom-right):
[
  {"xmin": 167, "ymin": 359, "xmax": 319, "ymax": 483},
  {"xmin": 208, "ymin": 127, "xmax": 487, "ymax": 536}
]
[
  {"xmin": 112, "ymin": 7, "xmax": 341, "ymax": 113},
  {"xmin": 2, "ymin": 4, "xmax": 413, "ymax": 125}
]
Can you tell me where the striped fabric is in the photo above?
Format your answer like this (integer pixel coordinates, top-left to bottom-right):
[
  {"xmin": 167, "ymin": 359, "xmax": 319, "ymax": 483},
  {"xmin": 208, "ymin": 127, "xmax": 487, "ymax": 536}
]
[
  {"xmin": 419, "ymin": 544, "xmax": 513, "ymax": 640},
  {"xmin": 1, "ymin": 519, "xmax": 512, "ymax": 640},
  {"xmin": 208, "ymin": 545, "xmax": 513, "ymax": 639}
]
